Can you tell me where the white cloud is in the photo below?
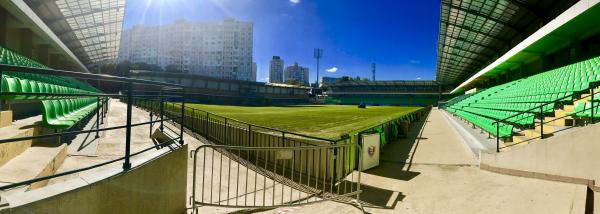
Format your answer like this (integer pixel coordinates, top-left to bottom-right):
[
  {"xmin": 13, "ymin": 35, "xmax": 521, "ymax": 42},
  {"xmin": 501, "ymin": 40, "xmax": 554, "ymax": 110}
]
[
  {"xmin": 289, "ymin": 0, "xmax": 300, "ymax": 4},
  {"xmin": 409, "ymin": 59, "xmax": 420, "ymax": 64},
  {"xmin": 416, "ymin": 77, "xmax": 422, "ymax": 80},
  {"xmin": 326, "ymin": 67, "xmax": 338, "ymax": 73}
]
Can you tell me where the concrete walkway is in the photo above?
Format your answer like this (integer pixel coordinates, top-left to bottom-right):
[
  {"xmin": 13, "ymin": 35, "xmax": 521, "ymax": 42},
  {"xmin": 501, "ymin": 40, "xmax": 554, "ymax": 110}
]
[{"xmin": 263, "ymin": 108, "xmax": 587, "ymax": 214}]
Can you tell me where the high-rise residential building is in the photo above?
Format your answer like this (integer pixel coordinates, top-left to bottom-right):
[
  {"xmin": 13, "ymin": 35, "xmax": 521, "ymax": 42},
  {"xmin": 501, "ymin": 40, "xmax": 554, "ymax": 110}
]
[
  {"xmin": 118, "ymin": 18, "xmax": 254, "ymax": 81},
  {"xmin": 269, "ymin": 56, "xmax": 284, "ymax": 83},
  {"xmin": 252, "ymin": 62, "xmax": 257, "ymax": 82},
  {"xmin": 284, "ymin": 62, "xmax": 309, "ymax": 86}
]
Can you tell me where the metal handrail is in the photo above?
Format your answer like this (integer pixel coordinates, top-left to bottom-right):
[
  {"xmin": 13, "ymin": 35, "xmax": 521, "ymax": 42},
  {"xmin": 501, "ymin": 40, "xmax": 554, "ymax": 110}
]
[
  {"xmin": 190, "ymin": 143, "xmax": 363, "ymax": 212},
  {"xmin": 0, "ymin": 65, "xmax": 186, "ymax": 191},
  {"xmin": 491, "ymin": 91, "xmax": 586, "ymax": 125},
  {"xmin": 0, "ymin": 64, "xmax": 183, "ymax": 88},
  {"xmin": 0, "ymin": 136, "xmax": 182, "ymax": 191},
  {"xmin": 492, "ymin": 86, "xmax": 596, "ymax": 152}
]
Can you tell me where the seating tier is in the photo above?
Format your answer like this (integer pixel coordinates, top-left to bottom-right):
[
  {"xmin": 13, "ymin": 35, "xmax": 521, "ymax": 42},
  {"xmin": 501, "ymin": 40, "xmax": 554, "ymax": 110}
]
[
  {"xmin": 1, "ymin": 45, "xmax": 101, "ymax": 129},
  {"xmin": 446, "ymin": 56, "xmax": 600, "ymax": 137},
  {"xmin": 41, "ymin": 98, "xmax": 98, "ymax": 129}
]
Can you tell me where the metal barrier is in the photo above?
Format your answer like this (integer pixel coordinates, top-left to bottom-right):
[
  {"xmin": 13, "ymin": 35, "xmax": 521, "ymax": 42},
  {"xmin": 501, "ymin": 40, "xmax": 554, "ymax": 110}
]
[
  {"xmin": 0, "ymin": 64, "xmax": 185, "ymax": 191},
  {"xmin": 133, "ymin": 101, "xmax": 360, "ymax": 182},
  {"xmin": 190, "ymin": 144, "xmax": 363, "ymax": 212},
  {"xmin": 355, "ymin": 106, "xmax": 431, "ymax": 146},
  {"xmin": 130, "ymin": 91, "xmax": 428, "ymax": 212}
]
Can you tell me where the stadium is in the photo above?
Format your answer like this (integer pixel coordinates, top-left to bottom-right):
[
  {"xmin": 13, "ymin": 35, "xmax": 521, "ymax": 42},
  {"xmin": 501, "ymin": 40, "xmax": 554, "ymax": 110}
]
[{"xmin": 0, "ymin": 0, "xmax": 599, "ymax": 213}]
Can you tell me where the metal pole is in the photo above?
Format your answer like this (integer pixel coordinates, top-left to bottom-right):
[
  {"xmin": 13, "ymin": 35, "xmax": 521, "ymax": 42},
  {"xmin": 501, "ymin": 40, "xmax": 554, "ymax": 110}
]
[
  {"xmin": 591, "ymin": 88, "xmax": 595, "ymax": 124},
  {"xmin": 95, "ymin": 97, "xmax": 100, "ymax": 139},
  {"xmin": 282, "ymin": 132, "xmax": 285, "ymax": 146},
  {"xmin": 248, "ymin": 124, "xmax": 252, "ymax": 146},
  {"xmin": 160, "ymin": 89, "xmax": 164, "ymax": 131},
  {"xmin": 332, "ymin": 140, "xmax": 338, "ymax": 191},
  {"xmin": 205, "ymin": 112, "xmax": 209, "ymax": 135},
  {"xmin": 0, "ymin": 70, "xmax": 3, "ymax": 111},
  {"xmin": 540, "ymin": 105, "xmax": 544, "ymax": 139},
  {"xmin": 496, "ymin": 121, "xmax": 499, "ymax": 153},
  {"xmin": 192, "ymin": 109, "xmax": 196, "ymax": 132},
  {"xmin": 149, "ymin": 110, "xmax": 153, "ymax": 138},
  {"xmin": 123, "ymin": 81, "xmax": 133, "ymax": 170},
  {"xmin": 179, "ymin": 89, "xmax": 185, "ymax": 145},
  {"xmin": 100, "ymin": 98, "xmax": 105, "ymax": 125},
  {"xmin": 224, "ymin": 118, "xmax": 228, "ymax": 145},
  {"xmin": 314, "ymin": 48, "xmax": 322, "ymax": 87}
]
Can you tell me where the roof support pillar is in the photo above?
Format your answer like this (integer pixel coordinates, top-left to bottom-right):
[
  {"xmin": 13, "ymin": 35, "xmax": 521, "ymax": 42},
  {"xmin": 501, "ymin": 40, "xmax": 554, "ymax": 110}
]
[
  {"xmin": 540, "ymin": 53, "xmax": 548, "ymax": 74},
  {"xmin": 0, "ymin": 7, "xmax": 7, "ymax": 47},
  {"xmin": 19, "ymin": 29, "xmax": 33, "ymax": 58},
  {"xmin": 518, "ymin": 63, "xmax": 526, "ymax": 79},
  {"xmin": 36, "ymin": 44, "xmax": 50, "ymax": 65},
  {"xmin": 49, "ymin": 53, "xmax": 61, "ymax": 68},
  {"xmin": 570, "ymin": 40, "xmax": 583, "ymax": 63}
]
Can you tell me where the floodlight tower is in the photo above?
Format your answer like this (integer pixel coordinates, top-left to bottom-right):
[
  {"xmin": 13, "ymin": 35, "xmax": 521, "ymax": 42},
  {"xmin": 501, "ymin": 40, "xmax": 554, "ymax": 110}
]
[
  {"xmin": 372, "ymin": 63, "xmax": 376, "ymax": 81},
  {"xmin": 314, "ymin": 48, "xmax": 323, "ymax": 87}
]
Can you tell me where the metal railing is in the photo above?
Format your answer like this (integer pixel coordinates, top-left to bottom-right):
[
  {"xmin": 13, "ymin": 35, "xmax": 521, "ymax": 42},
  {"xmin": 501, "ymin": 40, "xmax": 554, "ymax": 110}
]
[
  {"xmin": 0, "ymin": 64, "xmax": 185, "ymax": 191},
  {"xmin": 134, "ymin": 100, "xmax": 428, "ymax": 178},
  {"xmin": 130, "ymin": 87, "xmax": 428, "ymax": 211},
  {"xmin": 132, "ymin": 100, "xmax": 358, "ymax": 181},
  {"xmin": 491, "ymin": 87, "xmax": 596, "ymax": 152},
  {"xmin": 355, "ymin": 106, "xmax": 431, "ymax": 146},
  {"xmin": 189, "ymin": 144, "xmax": 363, "ymax": 212}
]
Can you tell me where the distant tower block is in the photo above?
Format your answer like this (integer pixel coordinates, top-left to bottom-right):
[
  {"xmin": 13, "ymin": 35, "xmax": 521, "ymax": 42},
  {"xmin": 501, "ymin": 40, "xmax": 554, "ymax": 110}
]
[{"xmin": 372, "ymin": 63, "xmax": 376, "ymax": 81}]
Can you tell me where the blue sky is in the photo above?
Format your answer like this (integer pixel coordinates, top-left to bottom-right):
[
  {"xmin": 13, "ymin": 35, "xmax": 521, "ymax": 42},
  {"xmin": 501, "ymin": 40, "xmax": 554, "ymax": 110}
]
[{"xmin": 123, "ymin": 0, "xmax": 441, "ymax": 83}]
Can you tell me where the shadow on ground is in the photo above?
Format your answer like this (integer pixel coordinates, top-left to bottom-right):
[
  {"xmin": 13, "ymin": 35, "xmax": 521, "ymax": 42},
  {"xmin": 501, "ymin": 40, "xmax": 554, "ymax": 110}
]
[{"xmin": 352, "ymin": 110, "xmax": 431, "ymax": 209}]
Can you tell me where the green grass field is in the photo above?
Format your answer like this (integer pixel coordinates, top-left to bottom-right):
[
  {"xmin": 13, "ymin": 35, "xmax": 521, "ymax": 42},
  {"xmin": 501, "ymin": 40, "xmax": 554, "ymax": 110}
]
[{"xmin": 187, "ymin": 104, "xmax": 421, "ymax": 139}]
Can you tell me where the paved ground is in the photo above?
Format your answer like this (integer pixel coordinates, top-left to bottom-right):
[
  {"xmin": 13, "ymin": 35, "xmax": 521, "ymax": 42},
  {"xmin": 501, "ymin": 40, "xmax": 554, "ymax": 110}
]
[
  {"xmin": 30, "ymin": 103, "xmax": 589, "ymax": 214},
  {"xmin": 261, "ymin": 108, "xmax": 586, "ymax": 214},
  {"xmin": 48, "ymin": 99, "xmax": 180, "ymax": 185}
]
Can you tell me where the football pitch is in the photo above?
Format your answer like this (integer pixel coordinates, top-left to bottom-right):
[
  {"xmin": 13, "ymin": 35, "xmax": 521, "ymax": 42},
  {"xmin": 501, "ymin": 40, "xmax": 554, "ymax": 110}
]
[{"xmin": 186, "ymin": 104, "xmax": 422, "ymax": 139}]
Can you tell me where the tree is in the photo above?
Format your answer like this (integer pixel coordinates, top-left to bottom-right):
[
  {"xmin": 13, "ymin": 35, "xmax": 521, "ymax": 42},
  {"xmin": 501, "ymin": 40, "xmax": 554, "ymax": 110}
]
[
  {"xmin": 340, "ymin": 76, "xmax": 353, "ymax": 82},
  {"xmin": 116, "ymin": 60, "xmax": 132, "ymax": 77},
  {"xmin": 165, "ymin": 64, "xmax": 182, "ymax": 73}
]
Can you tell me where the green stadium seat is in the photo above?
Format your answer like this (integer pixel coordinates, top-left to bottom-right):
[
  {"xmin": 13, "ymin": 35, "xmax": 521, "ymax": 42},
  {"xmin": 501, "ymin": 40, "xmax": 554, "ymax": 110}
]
[
  {"xmin": 2, "ymin": 45, "xmax": 102, "ymax": 130},
  {"xmin": 41, "ymin": 98, "xmax": 98, "ymax": 129},
  {"xmin": 446, "ymin": 55, "xmax": 600, "ymax": 138}
]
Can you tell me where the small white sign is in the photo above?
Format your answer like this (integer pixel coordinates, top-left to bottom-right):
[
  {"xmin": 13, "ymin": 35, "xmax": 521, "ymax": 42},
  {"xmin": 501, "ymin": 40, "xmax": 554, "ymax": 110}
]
[
  {"xmin": 361, "ymin": 133, "xmax": 380, "ymax": 170},
  {"xmin": 275, "ymin": 150, "xmax": 293, "ymax": 160}
]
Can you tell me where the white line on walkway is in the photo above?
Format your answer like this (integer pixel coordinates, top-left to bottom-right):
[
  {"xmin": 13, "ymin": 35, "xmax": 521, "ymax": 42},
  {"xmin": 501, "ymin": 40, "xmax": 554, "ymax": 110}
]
[{"xmin": 440, "ymin": 110, "xmax": 487, "ymax": 160}]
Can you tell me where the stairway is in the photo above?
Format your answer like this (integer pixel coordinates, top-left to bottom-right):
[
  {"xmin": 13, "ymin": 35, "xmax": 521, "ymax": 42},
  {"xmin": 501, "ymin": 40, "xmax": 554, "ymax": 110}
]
[
  {"xmin": 0, "ymin": 116, "xmax": 67, "ymax": 194},
  {"xmin": 503, "ymin": 87, "xmax": 600, "ymax": 151}
]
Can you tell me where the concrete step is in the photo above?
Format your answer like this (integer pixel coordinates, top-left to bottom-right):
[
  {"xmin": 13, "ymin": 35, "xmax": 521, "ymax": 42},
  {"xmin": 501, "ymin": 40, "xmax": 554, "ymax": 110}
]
[
  {"xmin": 502, "ymin": 135, "xmax": 532, "ymax": 151},
  {"xmin": 564, "ymin": 105, "xmax": 576, "ymax": 112},
  {"xmin": 0, "ymin": 116, "xmax": 41, "ymax": 167},
  {"xmin": 523, "ymin": 129, "xmax": 554, "ymax": 138},
  {"xmin": 544, "ymin": 116, "xmax": 574, "ymax": 126},
  {"xmin": 533, "ymin": 123, "xmax": 559, "ymax": 132},
  {"xmin": 0, "ymin": 143, "xmax": 67, "ymax": 192},
  {"xmin": 0, "ymin": 110, "xmax": 12, "ymax": 128},
  {"xmin": 554, "ymin": 109, "xmax": 569, "ymax": 118}
]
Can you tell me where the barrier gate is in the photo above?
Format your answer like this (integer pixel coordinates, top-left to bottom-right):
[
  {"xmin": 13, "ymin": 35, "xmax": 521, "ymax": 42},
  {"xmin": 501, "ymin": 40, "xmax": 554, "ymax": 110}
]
[{"xmin": 190, "ymin": 144, "xmax": 364, "ymax": 212}]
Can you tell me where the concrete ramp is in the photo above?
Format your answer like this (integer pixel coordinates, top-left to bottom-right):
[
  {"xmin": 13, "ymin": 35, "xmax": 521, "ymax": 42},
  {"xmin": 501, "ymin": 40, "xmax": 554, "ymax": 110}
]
[{"xmin": 481, "ymin": 123, "xmax": 600, "ymax": 189}]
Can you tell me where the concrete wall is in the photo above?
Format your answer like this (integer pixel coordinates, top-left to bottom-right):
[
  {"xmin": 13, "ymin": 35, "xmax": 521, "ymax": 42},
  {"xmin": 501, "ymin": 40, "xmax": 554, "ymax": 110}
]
[
  {"xmin": 480, "ymin": 123, "xmax": 600, "ymax": 190},
  {"xmin": 0, "ymin": 127, "xmax": 33, "ymax": 167},
  {"xmin": 1, "ymin": 144, "xmax": 188, "ymax": 214}
]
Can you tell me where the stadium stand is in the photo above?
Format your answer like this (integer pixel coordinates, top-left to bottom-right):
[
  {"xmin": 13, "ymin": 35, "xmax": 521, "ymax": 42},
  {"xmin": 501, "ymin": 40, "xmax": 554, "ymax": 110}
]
[
  {"xmin": 1, "ymin": 45, "xmax": 100, "ymax": 129},
  {"xmin": 322, "ymin": 80, "xmax": 451, "ymax": 106},
  {"xmin": 445, "ymin": 55, "xmax": 600, "ymax": 140}
]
